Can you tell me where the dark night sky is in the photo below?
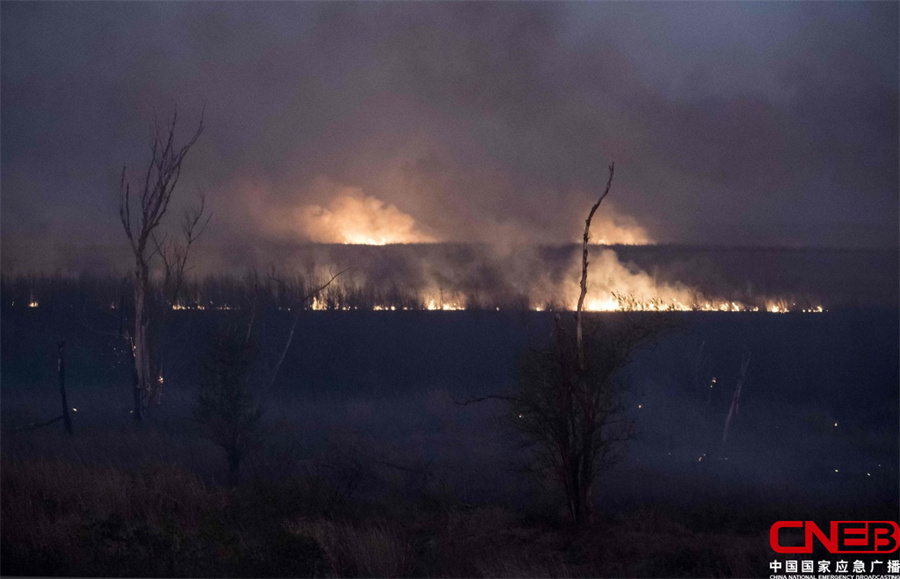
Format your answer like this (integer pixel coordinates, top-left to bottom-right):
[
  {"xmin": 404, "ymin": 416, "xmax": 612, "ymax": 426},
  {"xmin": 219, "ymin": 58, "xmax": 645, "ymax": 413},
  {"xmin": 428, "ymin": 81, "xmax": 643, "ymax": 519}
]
[{"xmin": 2, "ymin": 2, "xmax": 897, "ymax": 272}]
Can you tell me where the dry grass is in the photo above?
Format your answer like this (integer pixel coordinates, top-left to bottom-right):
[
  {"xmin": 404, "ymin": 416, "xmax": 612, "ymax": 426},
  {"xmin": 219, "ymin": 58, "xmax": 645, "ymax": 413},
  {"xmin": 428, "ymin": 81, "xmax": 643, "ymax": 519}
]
[
  {"xmin": 0, "ymin": 454, "xmax": 818, "ymax": 577},
  {"xmin": 289, "ymin": 518, "xmax": 413, "ymax": 577},
  {"xmin": 1, "ymin": 457, "xmax": 228, "ymax": 576}
]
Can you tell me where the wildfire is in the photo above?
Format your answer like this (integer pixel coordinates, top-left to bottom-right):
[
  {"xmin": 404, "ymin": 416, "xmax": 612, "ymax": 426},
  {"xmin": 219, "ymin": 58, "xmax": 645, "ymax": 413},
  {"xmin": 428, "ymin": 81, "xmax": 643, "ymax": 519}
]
[
  {"xmin": 577, "ymin": 296, "xmax": 823, "ymax": 313},
  {"xmin": 426, "ymin": 298, "xmax": 465, "ymax": 311},
  {"xmin": 168, "ymin": 294, "xmax": 824, "ymax": 313},
  {"xmin": 532, "ymin": 249, "xmax": 828, "ymax": 314},
  {"xmin": 163, "ymin": 245, "xmax": 826, "ymax": 314},
  {"xmin": 172, "ymin": 303, "xmax": 203, "ymax": 310},
  {"xmin": 171, "ymin": 302, "xmax": 234, "ymax": 311},
  {"xmin": 291, "ymin": 284, "xmax": 828, "ymax": 313},
  {"xmin": 293, "ymin": 188, "xmax": 435, "ymax": 245},
  {"xmin": 585, "ymin": 297, "xmax": 621, "ymax": 312},
  {"xmin": 585, "ymin": 205, "xmax": 654, "ymax": 245},
  {"xmin": 344, "ymin": 234, "xmax": 389, "ymax": 246},
  {"xmin": 310, "ymin": 295, "xmax": 360, "ymax": 311}
]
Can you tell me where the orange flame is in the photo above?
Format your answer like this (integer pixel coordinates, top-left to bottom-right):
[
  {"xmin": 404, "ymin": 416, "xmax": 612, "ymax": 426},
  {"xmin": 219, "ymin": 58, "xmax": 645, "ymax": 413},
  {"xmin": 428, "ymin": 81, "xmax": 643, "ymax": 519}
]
[{"xmin": 296, "ymin": 189, "xmax": 434, "ymax": 245}]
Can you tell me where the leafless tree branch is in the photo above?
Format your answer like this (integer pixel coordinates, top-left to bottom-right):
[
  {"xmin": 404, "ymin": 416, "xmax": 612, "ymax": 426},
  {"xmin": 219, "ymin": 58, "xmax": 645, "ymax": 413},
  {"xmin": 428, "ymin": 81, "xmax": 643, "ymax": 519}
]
[
  {"xmin": 118, "ymin": 106, "xmax": 205, "ymax": 422},
  {"xmin": 452, "ymin": 393, "xmax": 515, "ymax": 406},
  {"xmin": 577, "ymin": 162, "xmax": 614, "ymax": 371},
  {"xmin": 267, "ymin": 268, "xmax": 350, "ymax": 391}
]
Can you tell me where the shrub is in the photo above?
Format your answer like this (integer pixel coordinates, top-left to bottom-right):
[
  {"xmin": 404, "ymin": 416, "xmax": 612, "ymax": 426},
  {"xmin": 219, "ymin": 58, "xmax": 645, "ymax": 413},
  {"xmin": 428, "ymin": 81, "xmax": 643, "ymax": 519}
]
[{"xmin": 193, "ymin": 328, "xmax": 263, "ymax": 486}]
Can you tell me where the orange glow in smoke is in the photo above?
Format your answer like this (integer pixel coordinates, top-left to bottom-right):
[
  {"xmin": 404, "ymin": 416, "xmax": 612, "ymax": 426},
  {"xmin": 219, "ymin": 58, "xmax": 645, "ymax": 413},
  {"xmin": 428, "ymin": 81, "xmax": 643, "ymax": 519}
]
[{"xmin": 296, "ymin": 190, "xmax": 434, "ymax": 245}]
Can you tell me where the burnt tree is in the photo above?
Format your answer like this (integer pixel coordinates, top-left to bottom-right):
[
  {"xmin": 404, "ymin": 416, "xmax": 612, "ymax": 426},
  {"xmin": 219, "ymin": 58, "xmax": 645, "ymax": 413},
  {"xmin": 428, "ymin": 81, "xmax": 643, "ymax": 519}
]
[
  {"xmin": 459, "ymin": 162, "xmax": 665, "ymax": 524},
  {"xmin": 194, "ymin": 327, "xmax": 262, "ymax": 487},
  {"xmin": 119, "ymin": 107, "xmax": 206, "ymax": 422}
]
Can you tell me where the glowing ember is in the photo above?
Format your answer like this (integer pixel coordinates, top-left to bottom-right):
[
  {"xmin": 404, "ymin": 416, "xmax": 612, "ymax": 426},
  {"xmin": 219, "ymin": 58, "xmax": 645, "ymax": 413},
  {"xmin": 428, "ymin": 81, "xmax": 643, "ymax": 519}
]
[
  {"xmin": 425, "ymin": 297, "xmax": 465, "ymax": 311},
  {"xmin": 163, "ymin": 243, "xmax": 825, "ymax": 315},
  {"xmin": 575, "ymin": 294, "xmax": 824, "ymax": 313},
  {"xmin": 171, "ymin": 303, "xmax": 235, "ymax": 311},
  {"xmin": 169, "ymin": 290, "xmax": 824, "ymax": 314},
  {"xmin": 585, "ymin": 296, "xmax": 621, "ymax": 312}
]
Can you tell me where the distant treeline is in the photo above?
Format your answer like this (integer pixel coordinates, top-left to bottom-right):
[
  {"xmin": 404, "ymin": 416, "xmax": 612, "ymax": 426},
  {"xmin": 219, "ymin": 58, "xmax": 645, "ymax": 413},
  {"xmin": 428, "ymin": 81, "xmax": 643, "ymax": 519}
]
[
  {"xmin": 0, "ymin": 270, "xmax": 534, "ymax": 313},
  {"xmin": 3, "ymin": 244, "xmax": 897, "ymax": 312}
]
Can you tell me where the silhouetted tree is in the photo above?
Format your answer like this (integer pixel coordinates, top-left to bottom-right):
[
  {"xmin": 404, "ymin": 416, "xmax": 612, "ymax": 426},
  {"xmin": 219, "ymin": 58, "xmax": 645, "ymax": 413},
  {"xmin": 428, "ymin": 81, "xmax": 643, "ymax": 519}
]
[
  {"xmin": 460, "ymin": 163, "xmax": 666, "ymax": 524},
  {"xmin": 194, "ymin": 328, "xmax": 263, "ymax": 486},
  {"xmin": 509, "ymin": 310, "xmax": 663, "ymax": 523},
  {"xmin": 118, "ymin": 107, "xmax": 206, "ymax": 422}
]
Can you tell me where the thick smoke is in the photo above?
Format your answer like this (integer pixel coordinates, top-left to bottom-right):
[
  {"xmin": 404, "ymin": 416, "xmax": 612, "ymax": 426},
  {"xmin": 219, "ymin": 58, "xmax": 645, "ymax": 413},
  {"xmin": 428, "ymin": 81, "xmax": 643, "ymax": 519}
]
[
  {"xmin": 244, "ymin": 173, "xmax": 652, "ymax": 248},
  {"xmin": 251, "ymin": 180, "xmax": 436, "ymax": 245},
  {"xmin": 3, "ymin": 240, "xmax": 894, "ymax": 311},
  {"xmin": 3, "ymin": 3, "xmax": 896, "ymax": 265},
  {"xmin": 160, "ymin": 242, "xmax": 888, "ymax": 312},
  {"xmin": 296, "ymin": 192, "xmax": 435, "ymax": 245}
]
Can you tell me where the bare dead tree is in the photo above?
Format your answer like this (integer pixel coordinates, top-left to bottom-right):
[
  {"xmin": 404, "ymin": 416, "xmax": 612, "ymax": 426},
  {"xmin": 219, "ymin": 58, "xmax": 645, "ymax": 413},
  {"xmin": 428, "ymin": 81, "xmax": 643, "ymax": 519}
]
[
  {"xmin": 153, "ymin": 193, "xmax": 212, "ymax": 307},
  {"xmin": 58, "ymin": 341, "xmax": 73, "ymax": 435},
  {"xmin": 5, "ymin": 342, "xmax": 75, "ymax": 435},
  {"xmin": 119, "ymin": 107, "xmax": 205, "ymax": 422},
  {"xmin": 267, "ymin": 268, "xmax": 349, "ymax": 391},
  {"xmin": 722, "ymin": 349, "xmax": 751, "ymax": 448},
  {"xmin": 507, "ymin": 313, "xmax": 654, "ymax": 524},
  {"xmin": 243, "ymin": 269, "xmax": 261, "ymax": 345},
  {"xmin": 458, "ymin": 162, "xmax": 666, "ymax": 524},
  {"xmin": 576, "ymin": 162, "xmax": 615, "ymax": 371}
]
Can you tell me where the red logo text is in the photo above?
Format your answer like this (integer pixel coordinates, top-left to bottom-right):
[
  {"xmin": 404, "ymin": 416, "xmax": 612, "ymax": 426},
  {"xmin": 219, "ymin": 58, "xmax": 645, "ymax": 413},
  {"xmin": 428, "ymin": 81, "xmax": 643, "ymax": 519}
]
[{"xmin": 770, "ymin": 521, "xmax": 899, "ymax": 554}]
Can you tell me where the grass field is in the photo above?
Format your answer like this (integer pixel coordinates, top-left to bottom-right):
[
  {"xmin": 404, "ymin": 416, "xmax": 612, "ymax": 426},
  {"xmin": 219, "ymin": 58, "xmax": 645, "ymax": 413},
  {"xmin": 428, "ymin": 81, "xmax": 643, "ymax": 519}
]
[{"xmin": 2, "ymin": 307, "xmax": 897, "ymax": 576}]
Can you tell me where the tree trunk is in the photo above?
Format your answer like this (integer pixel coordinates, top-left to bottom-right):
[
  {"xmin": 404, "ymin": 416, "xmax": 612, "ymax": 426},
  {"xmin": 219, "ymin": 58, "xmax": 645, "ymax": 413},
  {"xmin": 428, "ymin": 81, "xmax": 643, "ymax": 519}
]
[
  {"xmin": 57, "ymin": 341, "xmax": 73, "ymax": 435},
  {"xmin": 119, "ymin": 108, "xmax": 205, "ymax": 424},
  {"xmin": 227, "ymin": 448, "xmax": 241, "ymax": 487},
  {"xmin": 568, "ymin": 461, "xmax": 581, "ymax": 523},
  {"xmin": 132, "ymin": 265, "xmax": 149, "ymax": 423},
  {"xmin": 578, "ymin": 455, "xmax": 594, "ymax": 524},
  {"xmin": 570, "ymin": 162, "xmax": 614, "ymax": 524},
  {"xmin": 131, "ymin": 354, "xmax": 143, "ymax": 423},
  {"xmin": 576, "ymin": 162, "xmax": 614, "ymax": 371}
]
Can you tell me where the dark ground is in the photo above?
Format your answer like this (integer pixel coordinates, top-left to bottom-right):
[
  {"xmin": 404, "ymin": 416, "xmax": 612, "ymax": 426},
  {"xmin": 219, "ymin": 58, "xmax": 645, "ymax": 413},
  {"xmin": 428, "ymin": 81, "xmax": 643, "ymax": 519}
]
[{"xmin": 1, "ymin": 303, "xmax": 898, "ymax": 577}]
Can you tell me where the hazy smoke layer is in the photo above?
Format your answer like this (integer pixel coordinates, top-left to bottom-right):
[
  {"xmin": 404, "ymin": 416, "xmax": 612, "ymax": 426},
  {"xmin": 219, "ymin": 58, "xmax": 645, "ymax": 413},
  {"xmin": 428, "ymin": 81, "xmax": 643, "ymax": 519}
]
[
  {"xmin": 239, "ymin": 175, "xmax": 651, "ymax": 248},
  {"xmin": 3, "ymin": 241, "xmax": 895, "ymax": 311},
  {"xmin": 184, "ymin": 243, "xmax": 897, "ymax": 311},
  {"xmin": 266, "ymin": 186, "xmax": 436, "ymax": 245}
]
